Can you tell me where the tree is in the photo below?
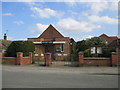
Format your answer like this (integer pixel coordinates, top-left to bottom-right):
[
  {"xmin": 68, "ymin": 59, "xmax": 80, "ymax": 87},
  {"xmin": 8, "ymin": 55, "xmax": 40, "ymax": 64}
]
[
  {"xmin": 76, "ymin": 40, "xmax": 86, "ymax": 52},
  {"xmin": 76, "ymin": 37, "xmax": 114, "ymax": 57},
  {"xmin": 86, "ymin": 37, "xmax": 105, "ymax": 46},
  {"xmin": 70, "ymin": 38, "xmax": 78, "ymax": 61},
  {"xmin": 6, "ymin": 41, "xmax": 35, "ymax": 57}
]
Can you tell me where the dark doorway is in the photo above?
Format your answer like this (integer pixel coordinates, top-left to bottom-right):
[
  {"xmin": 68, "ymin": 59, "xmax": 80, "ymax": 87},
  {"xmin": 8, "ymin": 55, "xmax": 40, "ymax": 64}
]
[{"xmin": 44, "ymin": 44, "xmax": 55, "ymax": 61}]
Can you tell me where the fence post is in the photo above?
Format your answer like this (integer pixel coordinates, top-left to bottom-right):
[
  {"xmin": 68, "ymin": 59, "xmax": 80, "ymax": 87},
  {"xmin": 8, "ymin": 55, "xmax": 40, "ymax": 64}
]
[
  {"xmin": 78, "ymin": 52, "xmax": 84, "ymax": 66},
  {"xmin": 29, "ymin": 52, "xmax": 32, "ymax": 64},
  {"xmin": 17, "ymin": 52, "xmax": 23, "ymax": 65},
  {"xmin": 44, "ymin": 53, "xmax": 51, "ymax": 66},
  {"xmin": 0, "ymin": 53, "xmax": 5, "ymax": 57},
  {"xmin": 111, "ymin": 52, "xmax": 117, "ymax": 66},
  {"xmin": 116, "ymin": 47, "xmax": 120, "ymax": 66}
]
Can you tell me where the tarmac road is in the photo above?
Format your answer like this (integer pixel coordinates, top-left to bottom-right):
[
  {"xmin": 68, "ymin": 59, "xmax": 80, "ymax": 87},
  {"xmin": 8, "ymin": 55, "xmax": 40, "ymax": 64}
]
[{"xmin": 2, "ymin": 65, "xmax": 118, "ymax": 88}]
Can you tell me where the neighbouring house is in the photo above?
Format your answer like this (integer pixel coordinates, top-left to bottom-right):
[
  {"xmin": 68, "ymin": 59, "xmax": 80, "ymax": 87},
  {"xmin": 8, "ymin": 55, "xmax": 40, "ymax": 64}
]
[
  {"xmin": 99, "ymin": 34, "xmax": 118, "ymax": 46},
  {"xmin": 0, "ymin": 34, "xmax": 12, "ymax": 53},
  {"xmin": 0, "ymin": 34, "xmax": 12, "ymax": 57},
  {"xmin": 28, "ymin": 24, "xmax": 71, "ymax": 61}
]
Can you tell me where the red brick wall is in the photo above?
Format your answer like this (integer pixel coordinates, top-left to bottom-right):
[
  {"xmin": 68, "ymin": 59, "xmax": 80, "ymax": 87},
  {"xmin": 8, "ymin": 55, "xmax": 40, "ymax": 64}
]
[
  {"xmin": 118, "ymin": 48, "xmax": 120, "ymax": 65},
  {"xmin": 116, "ymin": 47, "xmax": 120, "ymax": 65},
  {"xmin": 20, "ymin": 57, "xmax": 32, "ymax": 65},
  {"xmin": 111, "ymin": 52, "xmax": 118, "ymax": 66},
  {"xmin": 0, "ymin": 53, "xmax": 5, "ymax": 57},
  {"xmin": 83, "ymin": 58, "xmax": 111, "ymax": 66},
  {"xmin": 78, "ymin": 53, "xmax": 113, "ymax": 66},
  {"xmin": 2, "ymin": 58, "xmax": 16, "ymax": 65},
  {"xmin": 2, "ymin": 52, "xmax": 32, "ymax": 65}
]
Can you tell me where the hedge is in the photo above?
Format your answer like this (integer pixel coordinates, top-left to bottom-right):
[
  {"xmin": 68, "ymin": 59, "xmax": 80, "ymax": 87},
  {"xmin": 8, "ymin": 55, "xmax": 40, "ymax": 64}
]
[{"xmin": 6, "ymin": 41, "xmax": 35, "ymax": 57}]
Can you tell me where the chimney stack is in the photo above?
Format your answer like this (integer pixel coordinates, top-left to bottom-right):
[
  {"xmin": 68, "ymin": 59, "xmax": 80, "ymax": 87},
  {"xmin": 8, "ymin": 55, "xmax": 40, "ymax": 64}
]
[{"xmin": 4, "ymin": 33, "xmax": 7, "ymax": 40}]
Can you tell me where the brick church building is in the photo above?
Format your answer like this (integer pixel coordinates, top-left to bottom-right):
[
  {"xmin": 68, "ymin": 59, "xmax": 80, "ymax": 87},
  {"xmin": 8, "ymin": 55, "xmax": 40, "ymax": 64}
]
[{"xmin": 28, "ymin": 24, "xmax": 71, "ymax": 61}]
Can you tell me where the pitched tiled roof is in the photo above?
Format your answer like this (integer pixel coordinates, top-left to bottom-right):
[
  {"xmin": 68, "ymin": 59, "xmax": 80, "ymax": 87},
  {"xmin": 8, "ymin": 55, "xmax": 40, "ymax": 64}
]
[
  {"xmin": 108, "ymin": 39, "xmax": 118, "ymax": 47},
  {"xmin": 38, "ymin": 24, "xmax": 64, "ymax": 38},
  {"xmin": 109, "ymin": 36, "xmax": 118, "ymax": 40},
  {"xmin": 99, "ymin": 34, "xmax": 109, "ymax": 37},
  {"xmin": 99, "ymin": 34, "xmax": 118, "ymax": 40},
  {"xmin": 0, "ymin": 39, "xmax": 12, "ymax": 49}
]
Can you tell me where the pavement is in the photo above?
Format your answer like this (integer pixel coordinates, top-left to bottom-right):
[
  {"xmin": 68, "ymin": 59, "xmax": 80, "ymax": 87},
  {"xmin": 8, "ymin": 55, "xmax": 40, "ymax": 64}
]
[{"xmin": 1, "ymin": 64, "xmax": 119, "ymax": 88}]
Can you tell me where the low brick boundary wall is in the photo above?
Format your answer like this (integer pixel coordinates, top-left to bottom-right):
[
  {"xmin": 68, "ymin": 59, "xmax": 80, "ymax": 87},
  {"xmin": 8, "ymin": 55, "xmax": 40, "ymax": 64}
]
[
  {"xmin": 83, "ymin": 58, "xmax": 111, "ymax": 66},
  {"xmin": 116, "ymin": 47, "xmax": 120, "ymax": 66},
  {"xmin": 79, "ymin": 52, "xmax": 118, "ymax": 66},
  {"xmin": 2, "ymin": 57, "xmax": 16, "ymax": 65},
  {"xmin": 1, "ymin": 52, "xmax": 32, "ymax": 65}
]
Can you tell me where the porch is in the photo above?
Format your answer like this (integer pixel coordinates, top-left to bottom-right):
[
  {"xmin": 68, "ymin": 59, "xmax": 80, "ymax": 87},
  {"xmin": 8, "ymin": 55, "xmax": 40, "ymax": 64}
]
[{"xmin": 33, "ymin": 41, "xmax": 70, "ymax": 61}]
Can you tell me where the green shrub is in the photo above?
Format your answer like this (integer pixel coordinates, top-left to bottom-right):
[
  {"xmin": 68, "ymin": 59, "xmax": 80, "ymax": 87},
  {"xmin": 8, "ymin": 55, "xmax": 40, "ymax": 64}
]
[
  {"xmin": 102, "ymin": 46, "xmax": 114, "ymax": 57},
  {"xmin": 84, "ymin": 49, "xmax": 91, "ymax": 57},
  {"xmin": 70, "ymin": 38, "xmax": 78, "ymax": 61},
  {"xmin": 71, "ymin": 51, "xmax": 78, "ymax": 61},
  {"xmin": 92, "ymin": 54, "xmax": 99, "ymax": 57},
  {"xmin": 6, "ymin": 41, "xmax": 35, "ymax": 57},
  {"xmin": 76, "ymin": 37, "xmax": 116, "ymax": 58}
]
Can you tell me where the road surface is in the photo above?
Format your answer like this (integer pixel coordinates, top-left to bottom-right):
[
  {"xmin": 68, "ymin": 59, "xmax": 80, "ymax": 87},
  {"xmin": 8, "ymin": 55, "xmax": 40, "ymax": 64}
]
[{"xmin": 2, "ymin": 65, "xmax": 118, "ymax": 88}]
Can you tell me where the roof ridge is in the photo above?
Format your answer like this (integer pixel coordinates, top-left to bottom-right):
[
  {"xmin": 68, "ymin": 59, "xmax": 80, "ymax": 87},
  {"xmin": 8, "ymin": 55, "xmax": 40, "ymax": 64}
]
[{"xmin": 38, "ymin": 24, "xmax": 64, "ymax": 38}]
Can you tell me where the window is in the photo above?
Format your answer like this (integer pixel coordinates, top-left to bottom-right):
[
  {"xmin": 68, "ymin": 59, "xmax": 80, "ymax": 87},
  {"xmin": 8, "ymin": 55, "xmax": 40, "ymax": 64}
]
[
  {"xmin": 97, "ymin": 47, "xmax": 102, "ymax": 54},
  {"xmin": 55, "ymin": 44, "xmax": 64, "ymax": 52},
  {"xmin": 90, "ymin": 47, "xmax": 96, "ymax": 54},
  {"xmin": 105, "ymin": 40, "xmax": 108, "ymax": 45},
  {"xmin": 56, "ymin": 48, "xmax": 61, "ymax": 52},
  {"xmin": 61, "ymin": 44, "xmax": 64, "ymax": 52}
]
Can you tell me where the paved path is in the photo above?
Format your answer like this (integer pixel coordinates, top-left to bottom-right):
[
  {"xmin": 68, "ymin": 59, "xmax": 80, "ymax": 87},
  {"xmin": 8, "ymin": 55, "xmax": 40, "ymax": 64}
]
[{"xmin": 2, "ymin": 65, "xmax": 119, "ymax": 88}]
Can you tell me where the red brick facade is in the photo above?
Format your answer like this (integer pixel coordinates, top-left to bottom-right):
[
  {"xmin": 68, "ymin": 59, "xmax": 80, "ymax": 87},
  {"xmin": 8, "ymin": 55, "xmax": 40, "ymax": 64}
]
[{"xmin": 28, "ymin": 24, "xmax": 71, "ymax": 61}]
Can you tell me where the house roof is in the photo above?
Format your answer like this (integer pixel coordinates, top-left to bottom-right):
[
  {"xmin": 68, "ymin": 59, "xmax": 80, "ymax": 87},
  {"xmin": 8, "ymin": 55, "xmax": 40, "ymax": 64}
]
[
  {"xmin": 38, "ymin": 24, "xmax": 64, "ymax": 38},
  {"xmin": 99, "ymin": 34, "xmax": 118, "ymax": 40},
  {"xmin": 109, "ymin": 36, "xmax": 118, "ymax": 40},
  {"xmin": 99, "ymin": 34, "xmax": 108, "ymax": 37},
  {"xmin": 0, "ymin": 39, "xmax": 12, "ymax": 49},
  {"xmin": 108, "ymin": 39, "xmax": 118, "ymax": 47}
]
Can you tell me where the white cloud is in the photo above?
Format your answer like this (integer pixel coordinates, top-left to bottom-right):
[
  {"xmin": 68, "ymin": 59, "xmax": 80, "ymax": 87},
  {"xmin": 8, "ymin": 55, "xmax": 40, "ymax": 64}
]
[
  {"xmin": 109, "ymin": 2, "xmax": 118, "ymax": 11},
  {"xmin": 13, "ymin": 21, "xmax": 24, "ymax": 25},
  {"xmin": 87, "ymin": 2, "xmax": 108, "ymax": 15},
  {"xmin": 31, "ymin": 23, "xmax": 48, "ymax": 33},
  {"xmin": 3, "ymin": 13, "xmax": 13, "ymax": 16},
  {"xmin": 3, "ymin": 0, "xmax": 119, "ymax": 2},
  {"xmin": 88, "ymin": 15, "xmax": 118, "ymax": 24},
  {"xmin": 82, "ymin": 35, "xmax": 94, "ymax": 40},
  {"xmin": 13, "ymin": 38, "xmax": 27, "ymax": 41},
  {"xmin": 16, "ymin": 0, "xmax": 36, "ymax": 2},
  {"xmin": 57, "ymin": 18, "xmax": 101, "ymax": 33},
  {"xmin": 7, "ymin": 36, "xmax": 12, "ymax": 40},
  {"xmin": 85, "ymin": 2, "xmax": 118, "ymax": 15},
  {"xmin": 74, "ymin": 35, "xmax": 94, "ymax": 41},
  {"xmin": 65, "ymin": 2, "xmax": 77, "ymax": 6},
  {"xmin": 31, "ymin": 7, "xmax": 64, "ymax": 18}
]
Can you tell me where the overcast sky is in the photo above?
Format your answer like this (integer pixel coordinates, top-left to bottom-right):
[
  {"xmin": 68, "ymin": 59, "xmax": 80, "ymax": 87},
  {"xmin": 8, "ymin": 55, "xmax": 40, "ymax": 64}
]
[{"xmin": 1, "ymin": 1, "xmax": 118, "ymax": 41}]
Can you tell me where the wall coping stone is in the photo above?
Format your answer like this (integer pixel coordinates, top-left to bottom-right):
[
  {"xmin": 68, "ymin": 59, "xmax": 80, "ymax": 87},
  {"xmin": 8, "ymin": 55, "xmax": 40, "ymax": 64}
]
[
  {"xmin": 84, "ymin": 57, "xmax": 110, "ymax": 60},
  {"xmin": 2, "ymin": 57, "xmax": 16, "ymax": 59},
  {"xmin": 45, "ymin": 53, "xmax": 52, "ymax": 55},
  {"xmin": 17, "ymin": 52, "xmax": 23, "ymax": 54},
  {"xmin": 23, "ymin": 57, "xmax": 30, "ymax": 58},
  {"xmin": 78, "ymin": 52, "xmax": 83, "ymax": 54},
  {"xmin": 111, "ymin": 52, "xmax": 116, "ymax": 54}
]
